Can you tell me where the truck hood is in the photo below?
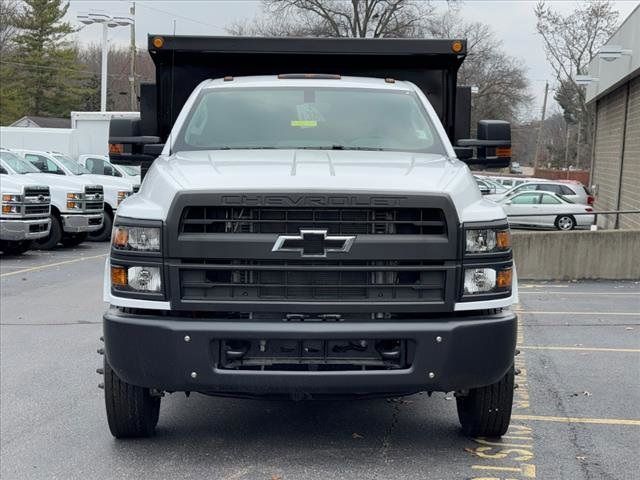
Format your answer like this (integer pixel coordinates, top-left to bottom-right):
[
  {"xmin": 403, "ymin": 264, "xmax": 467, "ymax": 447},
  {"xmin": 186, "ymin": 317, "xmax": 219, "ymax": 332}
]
[
  {"xmin": 21, "ymin": 173, "xmax": 95, "ymax": 192},
  {"xmin": 123, "ymin": 150, "xmax": 507, "ymax": 223},
  {"xmin": 73, "ymin": 174, "xmax": 134, "ymax": 191}
]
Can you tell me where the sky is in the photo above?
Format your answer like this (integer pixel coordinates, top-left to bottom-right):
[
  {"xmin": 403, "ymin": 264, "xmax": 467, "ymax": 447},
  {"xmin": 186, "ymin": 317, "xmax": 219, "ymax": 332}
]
[{"xmin": 65, "ymin": 0, "xmax": 640, "ymax": 118}]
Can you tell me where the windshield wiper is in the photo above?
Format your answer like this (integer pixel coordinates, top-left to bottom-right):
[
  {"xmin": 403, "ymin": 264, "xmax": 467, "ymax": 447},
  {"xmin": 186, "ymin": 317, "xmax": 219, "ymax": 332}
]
[
  {"xmin": 218, "ymin": 146, "xmax": 278, "ymax": 150},
  {"xmin": 297, "ymin": 145, "xmax": 386, "ymax": 151}
]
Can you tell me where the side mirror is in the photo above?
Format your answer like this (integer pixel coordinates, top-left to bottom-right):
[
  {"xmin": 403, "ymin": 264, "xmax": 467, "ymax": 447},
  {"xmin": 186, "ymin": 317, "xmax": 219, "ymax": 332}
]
[
  {"xmin": 504, "ymin": 200, "xmax": 512, "ymax": 205},
  {"xmin": 456, "ymin": 120, "xmax": 512, "ymax": 168},
  {"xmin": 143, "ymin": 143, "xmax": 165, "ymax": 156}
]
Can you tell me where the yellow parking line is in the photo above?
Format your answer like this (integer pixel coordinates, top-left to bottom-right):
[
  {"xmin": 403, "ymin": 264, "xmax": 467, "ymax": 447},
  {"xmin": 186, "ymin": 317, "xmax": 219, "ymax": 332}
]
[
  {"xmin": 511, "ymin": 414, "xmax": 640, "ymax": 426},
  {"xmin": 0, "ymin": 254, "xmax": 107, "ymax": 277},
  {"xmin": 514, "ymin": 310, "xmax": 640, "ymax": 316},
  {"xmin": 518, "ymin": 345, "xmax": 640, "ymax": 353}
]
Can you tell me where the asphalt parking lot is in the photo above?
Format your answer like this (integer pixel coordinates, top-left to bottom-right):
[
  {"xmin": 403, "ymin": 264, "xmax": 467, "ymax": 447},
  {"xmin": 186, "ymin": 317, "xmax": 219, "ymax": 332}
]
[{"xmin": 1, "ymin": 243, "xmax": 639, "ymax": 480}]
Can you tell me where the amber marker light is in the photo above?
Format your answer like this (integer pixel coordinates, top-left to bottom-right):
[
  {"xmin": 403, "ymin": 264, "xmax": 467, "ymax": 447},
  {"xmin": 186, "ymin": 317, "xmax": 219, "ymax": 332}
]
[
  {"xmin": 152, "ymin": 36, "xmax": 164, "ymax": 49},
  {"xmin": 496, "ymin": 268, "xmax": 513, "ymax": 290},
  {"xmin": 496, "ymin": 230, "xmax": 511, "ymax": 250},
  {"xmin": 112, "ymin": 227, "xmax": 129, "ymax": 248},
  {"xmin": 451, "ymin": 40, "xmax": 464, "ymax": 53},
  {"xmin": 111, "ymin": 266, "xmax": 128, "ymax": 288}
]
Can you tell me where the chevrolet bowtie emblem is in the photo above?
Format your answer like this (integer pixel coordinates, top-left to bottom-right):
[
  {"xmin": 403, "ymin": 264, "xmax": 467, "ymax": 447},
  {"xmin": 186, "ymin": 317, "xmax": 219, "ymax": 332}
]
[{"xmin": 272, "ymin": 230, "xmax": 355, "ymax": 257}]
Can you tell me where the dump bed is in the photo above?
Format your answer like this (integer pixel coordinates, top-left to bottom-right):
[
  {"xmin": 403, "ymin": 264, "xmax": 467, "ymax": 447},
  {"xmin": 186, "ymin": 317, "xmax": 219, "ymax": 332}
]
[{"xmin": 142, "ymin": 35, "xmax": 469, "ymax": 143}]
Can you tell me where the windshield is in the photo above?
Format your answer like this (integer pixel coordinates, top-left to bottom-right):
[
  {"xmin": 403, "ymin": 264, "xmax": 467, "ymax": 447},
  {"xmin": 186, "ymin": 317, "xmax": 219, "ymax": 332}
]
[
  {"xmin": 53, "ymin": 154, "xmax": 91, "ymax": 175},
  {"xmin": 0, "ymin": 151, "xmax": 41, "ymax": 174},
  {"xmin": 174, "ymin": 87, "xmax": 447, "ymax": 154},
  {"xmin": 119, "ymin": 165, "xmax": 140, "ymax": 176}
]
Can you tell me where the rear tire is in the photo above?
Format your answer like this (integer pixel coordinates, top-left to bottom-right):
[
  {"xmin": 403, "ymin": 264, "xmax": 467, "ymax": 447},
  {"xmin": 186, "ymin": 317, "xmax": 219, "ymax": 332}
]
[
  {"xmin": 555, "ymin": 215, "xmax": 575, "ymax": 231},
  {"xmin": 33, "ymin": 215, "xmax": 62, "ymax": 250},
  {"xmin": 0, "ymin": 240, "xmax": 32, "ymax": 255},
  {"xmin": 61, "ymin": 232, "xmax": 88, "ymax": 248},
  {"xmin": 456, "ymin": 365, "xmax": 514, "ymax": 437},
  {"xmin": 88, "ymin": 211, "xmax": 112, "ymax": 242},
  {"xmin": 104, "ymin": 359, "xmax": 160, "ymax": 438}
]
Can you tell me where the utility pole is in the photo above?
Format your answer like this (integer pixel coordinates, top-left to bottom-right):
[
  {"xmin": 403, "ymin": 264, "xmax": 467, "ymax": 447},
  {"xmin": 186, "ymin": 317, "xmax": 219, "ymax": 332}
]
[
  {"xmin": 129, "ymin": 2, "xmax": 136, "ymax": 111},
  {"xmin": 533, "ymin": 81, "xmax": 549, "ymax": 172}
]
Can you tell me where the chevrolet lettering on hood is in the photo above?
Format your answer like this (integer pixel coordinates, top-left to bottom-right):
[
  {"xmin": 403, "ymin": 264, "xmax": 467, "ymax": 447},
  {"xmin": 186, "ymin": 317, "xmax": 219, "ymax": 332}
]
[{"xmin": 221, "ymin": 194, "xmax": 410, "ymax": 207}]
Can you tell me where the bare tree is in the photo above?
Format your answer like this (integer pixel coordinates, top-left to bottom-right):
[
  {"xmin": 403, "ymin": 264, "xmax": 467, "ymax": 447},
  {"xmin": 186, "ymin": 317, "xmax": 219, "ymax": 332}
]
[
  {"xmin": 229, "ymin": 0, "xmax": 439, "ymax": 38},
  {"xmin": 535, "ymin": 0, "xmax": 619, "ymax": 169},
  {"xmin": 78, "ymin": 45, "xmax": 154, "ymax": 111},
  {"xmin": 428, "ymin": 11, "xmax": 531, "ymax": 126}
]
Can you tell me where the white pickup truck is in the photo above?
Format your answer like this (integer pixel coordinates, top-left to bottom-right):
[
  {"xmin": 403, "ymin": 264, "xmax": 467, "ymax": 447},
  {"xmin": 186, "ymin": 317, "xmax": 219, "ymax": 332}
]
[
  {"xmin": 0, "ymin": 149, "xmax": 104, "ymax": 248},
  {"xmin": 13, "ymin": 149, "xmax": 134, "ymax": 241},
  {"xmin": 77, "ymin": 154, "xmax": 142, "ymax": 187},
  {"xmin": 0, "ymin": 173, "xmax": 51, "ymax": 254}
]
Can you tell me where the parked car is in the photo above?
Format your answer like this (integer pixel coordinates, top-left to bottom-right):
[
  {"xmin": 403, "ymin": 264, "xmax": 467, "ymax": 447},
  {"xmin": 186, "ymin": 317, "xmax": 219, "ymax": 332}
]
[
  {"xmin": 0, "ymin": 149, "xmax": 103, "ymax": 248},
  {"xmin": 510, "ymin": 162, "xmax": 522, "ymax": 174},
  {"xmin": 77, "ymin": 154, "xmax": 141, "ymax": 189},
  {"xmin": 486, "ymin": 180, "xmax": 593, "ymax": 205},
  {"xmin": 0, "ymin": 171, "xmax": 51, "ymax": 254},
  {"xmin": 498, "ymin": 191, "xmax": 594, "ymax": 230},
  {"xmin": 13, "ymin": 150, "xmax": 134, "ymax": 241}
]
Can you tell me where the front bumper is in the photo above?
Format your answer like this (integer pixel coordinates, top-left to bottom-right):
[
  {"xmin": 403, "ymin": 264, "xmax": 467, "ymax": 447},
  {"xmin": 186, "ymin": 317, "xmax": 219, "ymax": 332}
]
[
  {"xmin": 60, "ymin": 213, "xmax": 103, "ymax": 233},
  {"xmin": 0, "ymin": 217, "xmax": 51, "ymax": 241},
  {"xmin": 104, "ymin": 308, "xmax": 517, "ymax": 396}
]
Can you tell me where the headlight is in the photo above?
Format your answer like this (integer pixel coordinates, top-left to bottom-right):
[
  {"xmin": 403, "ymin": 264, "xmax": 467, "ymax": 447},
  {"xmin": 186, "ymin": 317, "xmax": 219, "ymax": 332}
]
[
  {"xmin": 67, "ymin": 201, "xmax": 82, "ymax": 209},
  {"xmin": 464, "ymin": 267, "xmax": 512, "ymax": 295},
  {"xmin": 2, "ymin": 204, "xmax": 21, "ymax": 215},
  {"xmin": 465, "ymin": 228, "xmax": 510, "ymax": 254},
  {"xmin": 2, "ymin": 194, "xmax": 22, "ymax": 203},
  {"xmin": 111, "ymin": 265, "xmax": 162, "ymax": 292},
  {"xmin": 66, "ymin": 192, "xmax": 82, "ymax": 200},
  {"xmin": 112, "ymin": 226, "xmax": 161, "ymax": 252}
]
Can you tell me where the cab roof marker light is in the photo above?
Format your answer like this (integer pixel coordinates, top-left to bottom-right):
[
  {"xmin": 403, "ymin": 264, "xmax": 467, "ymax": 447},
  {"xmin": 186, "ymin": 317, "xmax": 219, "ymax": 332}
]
[{"xmin": 277, "ymin": 74, "xmax": 341, "ymax": 80}]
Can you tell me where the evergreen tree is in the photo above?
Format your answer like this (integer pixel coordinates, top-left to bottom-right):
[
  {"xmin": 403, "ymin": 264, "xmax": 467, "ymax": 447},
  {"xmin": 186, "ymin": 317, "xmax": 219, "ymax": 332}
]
[{"xmin": 12, "ymin": 0, "xmax": 84, "ymax": 117}]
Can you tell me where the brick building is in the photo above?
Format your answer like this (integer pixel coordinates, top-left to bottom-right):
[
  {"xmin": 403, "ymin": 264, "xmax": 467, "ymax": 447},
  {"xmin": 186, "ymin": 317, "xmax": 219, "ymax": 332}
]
[{"xmin": 586, "ymin": 6, "xmax": 640, "ymax": 229}]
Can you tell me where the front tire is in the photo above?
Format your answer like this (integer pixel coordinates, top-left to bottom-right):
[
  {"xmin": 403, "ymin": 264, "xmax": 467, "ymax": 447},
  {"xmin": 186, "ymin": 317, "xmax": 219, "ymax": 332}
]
[
  {"xmin": 88, "ymin": 211, "xmax": 113, "ymax": 242},
  {"xmin": 456, "ymin": 366, "xmax": 514, "ymax": 437},
  {"xmin": 33, "ymin": 215, "xmax": 62, "ymax": 250},
  {"xmin": 104, "ymin": 359, "xmax": 160, "ymax": 438},
  {"xmin": 555, "ymin": 215, "xmax": 576, "ymax": 231}
]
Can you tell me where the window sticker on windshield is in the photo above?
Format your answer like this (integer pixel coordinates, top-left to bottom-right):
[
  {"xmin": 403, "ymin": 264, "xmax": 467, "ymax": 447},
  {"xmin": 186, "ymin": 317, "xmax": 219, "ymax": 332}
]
[
  {"xmin": 291, "ymin": 120, "xmax": 318, "ymax": 127},
  {"xmin": 292, "ymin": 103, "xmax": 325, "ymax": 127}
]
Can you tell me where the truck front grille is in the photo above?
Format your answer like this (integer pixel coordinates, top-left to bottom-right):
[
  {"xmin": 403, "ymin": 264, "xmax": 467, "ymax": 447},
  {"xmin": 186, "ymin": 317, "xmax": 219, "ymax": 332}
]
[
  {"xmin": 180, "ymin": 206, "xmax": 446, "ymax": 235},
  {"xmin": 179, "ymin": 260, "xmax": 446, "ymax": 303},
  {"xmin": 84, "ymin": 186, "xmax": 104, "ymax": 212},
  {"xmin": 24, "ymin": 205, "xmax": 50, "ymax": 216}
]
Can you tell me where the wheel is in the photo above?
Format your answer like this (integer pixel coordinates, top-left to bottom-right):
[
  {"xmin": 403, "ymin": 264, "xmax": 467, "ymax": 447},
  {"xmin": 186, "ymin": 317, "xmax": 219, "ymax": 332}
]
[
  {"xmin": 0, "ymin": 240, "xmax": 32, "ymax": 255},
  {"xmin": 555, "ymin": 215, "xmax": 576, "ymax": 231},
  {"xmin": 88, "ymin": 211, "xmax": 112, "ymax": 242},
  {"xmin": 32, "ymin": 215, "xmax": 62, "ymax": 250},
  {"xmin": 456, "ymin": 365, "xmax": 514, "ymax": 437},
  {"xmin": 104, "ymin": 359, "xmax": 160, "ymax": 438},
  {"xmin": 61, "ymin": 232, "xmax": 88, "ymax": 248}
]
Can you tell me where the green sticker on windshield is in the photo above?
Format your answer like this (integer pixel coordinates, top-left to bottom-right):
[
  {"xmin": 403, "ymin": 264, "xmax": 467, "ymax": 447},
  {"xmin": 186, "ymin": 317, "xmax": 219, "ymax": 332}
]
[{"xmin": 291, "ymin": 120, "xmax": 317, "ymax": 127}]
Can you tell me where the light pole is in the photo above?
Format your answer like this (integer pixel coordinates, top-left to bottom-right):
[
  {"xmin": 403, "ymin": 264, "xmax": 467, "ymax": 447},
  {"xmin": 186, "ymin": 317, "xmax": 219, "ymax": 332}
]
[{"xmin": 77, "ymin": 12, "xmax": 133, "ymax": 112}]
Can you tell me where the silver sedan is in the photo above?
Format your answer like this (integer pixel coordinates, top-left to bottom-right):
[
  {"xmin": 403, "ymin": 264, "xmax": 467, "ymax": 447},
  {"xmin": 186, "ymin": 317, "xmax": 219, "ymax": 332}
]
[{"xmin": 496, "ymin": 191, "xmax": 595, "ymax": 230}]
